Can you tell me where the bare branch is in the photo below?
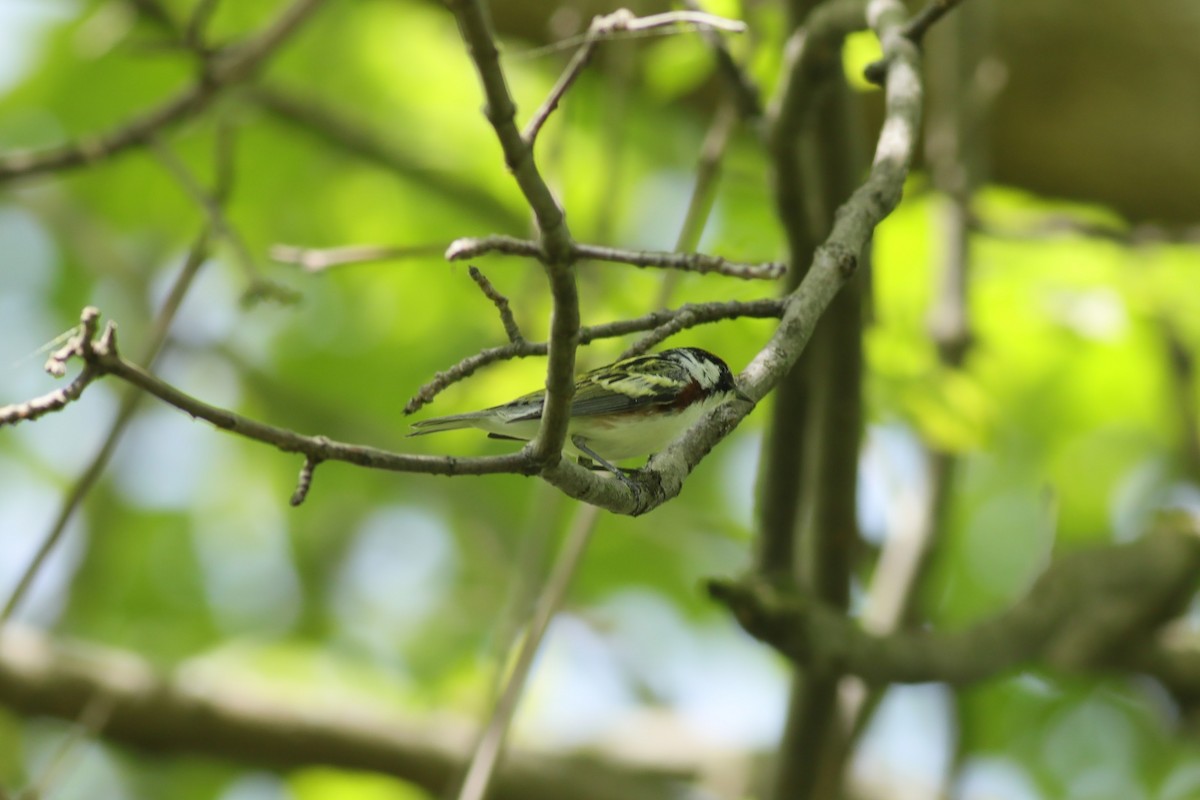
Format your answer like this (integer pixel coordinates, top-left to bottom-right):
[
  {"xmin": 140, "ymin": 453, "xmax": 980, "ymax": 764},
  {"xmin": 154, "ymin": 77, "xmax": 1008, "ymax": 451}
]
[
  {"xmin": 1, "ymin": 309, "xmax": 103, "ymax": 428},
  {"xmin": 0, "ymin": 626, "xmax": 684, "ymax": 800},
  {"xmin": 447, "ymin": 236, "xmax": 785, "ymax": 280},
  {"xmin": 446, "ymin": 235, "xmax": 545, "ymax": 261},
  {"xmin": 150, "ymin": 135, "xmax": 300, "ymax": 306},
  {"xmin": 290, "ymin": 451, "xmax": 322, "ymax": 507},
  {"xmin": 523, "ymin": 40, "xmax": 599, "ymax": 146},
  {"xmin": 864, "ymin": 0, "xmax": 972, "ymax": 84},
  {"xmin": 250, "ymin": 86, "xmax": 527, "ymax": 230},
  {"xmin": 26, "ymin": 693, "xmax": 117, "ymax": 800},
  {"xmin": 542, "ymin": 0, "xmax": 928, "ymax": 515},
  {"xmin": 0, "ymin": 0, "xmax": 329, "ymax": 182},
  {"xmin": 681, "ymin": 0, "xmax": 762, "ymax": 119},
  {"xmin": 522, "ymin": 9, "xmax": 747, "ymax": 145},
  {"xmin": 9, "ymin": 0, "xmax": 924, "ymax": 518},
  {"xmin": 30, "ymin": 308, "xmax": 535, "ymax": 480},
  {"xmin": 602, "ymin": 10, "xmax": 747, "ymax": 34},
  {"xmin": 448, "ymin": 0, "xmax": 579, "ymax": 469},
  {"xmin": 405, "ymin": 343, "xmax": 538, "ymax": 416},
  {"xmin": 0, "ymin": 367, "xmax": 98, "ymax": 428},
  {"xmin": 765, "ymin": 0, "xmax": 867, "ymax": 275},
  {"xmin": 652, "ymin": 100, "xmax": 740, "ymax": 308},
  {"xmin": 469, "ymin": 266, "xmax": 524, "ymax": 343},
  {"xmin": 710, "ymin": 518, "xmax": 1200, "ymax": 684},
  {"xmin": 270, "ymin": 242, "xmax": 447, "ymax": 272},
  {"xmin": 902, "ymin": 0, "xmax": 971, "ymax": 45},
  {"xmin": 573, "ymin": 242, "xmax": 785, "ymax": 279},
  {"xmin": 14, "ymin": 1, "xmax": 924, "ymax": 517}
]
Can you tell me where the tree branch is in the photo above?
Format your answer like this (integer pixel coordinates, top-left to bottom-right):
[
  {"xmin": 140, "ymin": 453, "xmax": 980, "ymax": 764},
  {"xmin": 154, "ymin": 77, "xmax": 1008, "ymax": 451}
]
[
  {"xmin": 755, "ymin": 0, "xmax": 868, "ymax": 589},
  {"xmin": 270, "ymin": 242, "xmax": 448, "ymax": 272},
  {"xmin": 710, "ymin": 518, "xmax": 1200, "ymax": 684},
  {"xmin": 11, "ymin": 0, "xmax": 927, "ymax": 519},
  {"xmin": 0, "ymin": 0, "xmax": 328, "ymax": 182},
  {"xmin": 864, "ymin": 0, "xmax": 971, "ymax": 84},
  {"xmin": 682, "ymin": 0, "xmax": 762, "ymax": 120},
  {"xmin": 902, "ymin": 0, "xmax": 971, "ymax": 45},
  {"xmin": 0, "ymin": 367, "xmax": 99, "ymax": 428},
  {"xmin": 0, "ymin": 308, "xmax": 105, "ymax": 427},
  {"xmin": 446, "ymin": 235, "xmax": 785, "ymax": 280},
  {"xmin": 521, "ymin": 9, "xmax": 746, "ymax": 146},
  {"xmin": 31, "ymin": 308, "xmax": 534, "ymax": 478},
  {"xmin": 250, "ymin": 86, "xmax": 527, "ymax": 231},
  {"xmin": 11, "ymin": 0, "xmax": 923, "ymax": 519},
  {"xmin": 0, "ymin": 626, "xmax": 683, "ymax": 800},
  {"xmin": 468, "ymin": 266, "xmax": 524, "ymax": 343},
  {"xmin": 448, "ymin": 0, "xmax": 578, "ymax": 470}
]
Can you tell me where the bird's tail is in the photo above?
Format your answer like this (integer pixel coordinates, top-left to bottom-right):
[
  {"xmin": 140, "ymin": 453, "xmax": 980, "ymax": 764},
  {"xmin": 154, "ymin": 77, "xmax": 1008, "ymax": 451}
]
[{"xmin": 407, "ymin": 411, "xmax": 490, "ymax": 437}]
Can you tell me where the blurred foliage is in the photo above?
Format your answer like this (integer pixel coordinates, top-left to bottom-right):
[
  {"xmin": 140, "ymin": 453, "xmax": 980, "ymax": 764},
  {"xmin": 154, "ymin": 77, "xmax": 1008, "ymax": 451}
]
[{"xmin": 2, "ymin": 1, "xmax": 1200, "ymax": 799}]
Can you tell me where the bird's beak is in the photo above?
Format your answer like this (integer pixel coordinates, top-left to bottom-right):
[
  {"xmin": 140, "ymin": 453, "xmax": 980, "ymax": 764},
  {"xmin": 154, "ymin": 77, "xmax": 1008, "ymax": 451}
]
[{"xmin": 735, "ymin": 387, "xmax": 753, "ymax": 404}]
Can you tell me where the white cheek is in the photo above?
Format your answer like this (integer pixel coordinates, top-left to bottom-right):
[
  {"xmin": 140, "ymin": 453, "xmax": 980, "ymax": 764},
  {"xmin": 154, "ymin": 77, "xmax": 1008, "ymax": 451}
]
[{"xmin": 692, "ymin": 359, "xmax": 721, "ymax": 389}]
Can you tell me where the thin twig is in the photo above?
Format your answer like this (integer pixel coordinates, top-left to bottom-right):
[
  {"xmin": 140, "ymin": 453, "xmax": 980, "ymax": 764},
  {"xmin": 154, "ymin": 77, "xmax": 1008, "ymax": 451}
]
[
  {"xmin": 600, "ymin": 9, "xmax": 747, "ymax": 34},
  {"xmin": 290, "ymin": 452, "xmax": 322, "ymax": 506},
  {"xmin": 682, "ymin": 0, "xmax": 761, "ymax": 119},
  {"xmin": 250, "ymin": 86, "xmax": 526, "ymax": 230},
  {"xmin": 521, "ymin": 9, "xmax": 748, "ymax": 146},
  {"xmin": 864, "ymin": 0, "xmax": 972, "ymax": 84},
  {"xmin": 652, "ymin": 99, "xmax": 740, "ymax": 309},
  {"xmin": 456, "ymin": 503, "xmax": 602, "ymax": 800},
  {"xmin": 903, "ymin": 0, "xmax": 970, "ymax": 44},
  {"xmin": 18, "ymin": 309, "xmax": 538, "ymax": 479},
  {"xmin": 448, "ymin": 0, "xmax": 579, "ymax": 469},
  {"xmin": 469, "ymin": 266, "xmax": 524, "ymax": 343},
  {"xmin": 0, "ymin": 626, "xmax": 684, "ymax": 800},
  {"xmin": 574, "ymin": 242, "xmax": 784, "ymax": 279},
  {"xmin": 147, "ymin": 135, "xmax": 298, "ymax": 305},
  {"xmin": 0, "ymin": 0, "xmax": 329, "ymax": 182},
  {"xmin": 184, "ymin": 0, "xmax": 222, "ymax": 49},
  {"xmin": 710, "ymin": 518, "xmax": 1200, "ymax": 684},
  {"xmin": 0, "ymin": 367, "xmax": 98, "ymax": 427},
  {"xmin": 26, "ymin": 693, "xmax": 117, "ymax": 800},
  {"xmin": 523, "ymin": 40, "xmax": 599, "ymax": 145},
  {"xmin": 620, "ymin": 298, "xmax": 780, "ymax": 357},
  {"xmin": 147, "ymin": 137, "xmax": 250, "ymax": 276},
  {"xmin": 446, "ymin": 235, "xmax": 785, "ymax": 280},
  {"xmin": 405, "ymin": 342, "xmax": 538, "ymax": 415},
  {"xmin": 446, "ymin": 235, "xmax": 544, "ymax": 262},
  {"xmin": 270, "ymin": 242, "xmax": 447, "ymax": 272}
]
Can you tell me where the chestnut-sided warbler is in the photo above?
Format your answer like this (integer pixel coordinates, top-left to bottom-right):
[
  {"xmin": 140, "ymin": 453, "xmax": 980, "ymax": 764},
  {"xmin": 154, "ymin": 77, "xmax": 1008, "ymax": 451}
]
[{"xmin": 408, "ymin": 347, "xmax": 750, "ymax": 478}]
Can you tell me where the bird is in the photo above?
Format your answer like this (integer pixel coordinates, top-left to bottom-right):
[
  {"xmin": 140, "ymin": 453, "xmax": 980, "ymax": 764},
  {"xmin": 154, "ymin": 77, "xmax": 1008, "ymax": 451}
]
[{"xmin": 408, "ymin": 347, "xmax": 750, "ymax": 480}]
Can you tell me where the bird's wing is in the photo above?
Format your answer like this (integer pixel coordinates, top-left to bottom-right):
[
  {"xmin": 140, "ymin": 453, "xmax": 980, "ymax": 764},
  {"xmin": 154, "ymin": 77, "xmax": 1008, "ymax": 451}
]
[
  {"xmin": 424, "ymin": 353, "xmax": 693, "ymax": 427},
  {"xmin": 569, "ymin": 353, "xmax": 692, "ymax": 417}
]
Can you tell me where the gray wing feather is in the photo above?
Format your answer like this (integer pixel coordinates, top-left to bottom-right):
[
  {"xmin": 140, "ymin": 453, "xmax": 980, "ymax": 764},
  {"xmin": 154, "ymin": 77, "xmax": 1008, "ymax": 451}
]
[{"xmin": 411, "ymin": 352, "xmax": 692, "ymax": 432}]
